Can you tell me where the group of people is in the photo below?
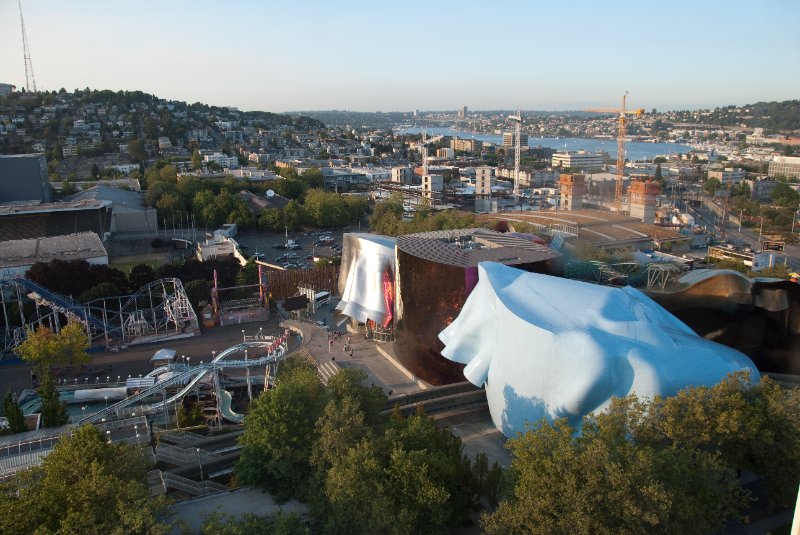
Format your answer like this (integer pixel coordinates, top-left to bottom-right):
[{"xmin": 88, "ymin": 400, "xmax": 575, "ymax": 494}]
[{"xmin": 329, "ymin": 331, "xmax": 353, "ymax": 358}]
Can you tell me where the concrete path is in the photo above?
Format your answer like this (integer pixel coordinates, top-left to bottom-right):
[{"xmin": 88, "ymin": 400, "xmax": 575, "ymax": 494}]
[{"xmin": 169, "ymin": 486, "xmax": 307, "ymax": 534}]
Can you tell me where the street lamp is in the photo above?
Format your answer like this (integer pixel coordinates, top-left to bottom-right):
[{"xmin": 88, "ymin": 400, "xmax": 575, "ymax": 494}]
[
  {"xmin": 196, "ymin": 448, "xmax": 204, "ymax": 482},
  {"xmin": 242, "ymin": 329, "xmax": 246, "ymax": 343},
  {"xmin": 245, "ymin": 349, "xmax": 252, "ymax": 402},
  {"xmin": 106, "ymin": 430, "xmax": 112, "ymax": 444}
]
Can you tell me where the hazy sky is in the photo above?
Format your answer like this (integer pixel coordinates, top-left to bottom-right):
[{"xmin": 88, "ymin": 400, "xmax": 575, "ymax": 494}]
[{"xmin": 1, "ymin": 0, "xmax": 798, "ymax": 113}]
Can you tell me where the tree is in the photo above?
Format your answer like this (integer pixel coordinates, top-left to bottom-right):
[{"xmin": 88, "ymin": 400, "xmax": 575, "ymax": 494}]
[
  {"xmin": 16, "ymin": 323, "xmax": 90, "ymax": 372},
  {"xmin": 236, "ymin": 356, "xmax": 326, "ymax": 501},
  {"xmin": 191, "ymin": 149, "xmax": 203, "ymax": 171},
  {"xmin": 259, "ymin": 208, "xmax": 283, "ymax": 231},
  {"xmin": 129, "ymin": 264, "xmax": 157, "ymax": 292},
  {"xmin": 624, "ymin": 373, "xmax": 800, "ymax": 507},
  {"xmin": 0, "ymin": 425, "xmax": 169, "ymax": 535},
  {"xmin": 3, "ymin": 392, "xmax": 27, "ymax": 434},
  {"xmin": 127, "ymin": 139, "xmax": 146, "ymax": 162},
  {"xmin": 483, "ymin": 416, "xmax": 745, "ymax": 535},
  {"xmin": 704, "ymin": 177, "xmax": 721, "ymax": 197},
  {"xmin": 770, "ymin": 181, "xmax": 800, "ymax": 207},
  {"xmin": 283, "ymin": 200, "xmax": 304, "ymax": 232},
  {"xmin": 78, "ymin": 281, "xmax": 122, "ymax": 302},
  {"xmin": 37, "ymin": 371, "xmax": 69, "ymax": 427},
  {"xmin": 301, "ymin": 167, "xmax": 324, "ymax": 189},
  {"xmin": 198, "ymin": 511, "xmax": 309, "ymax": 535},
  {"xmin": 184, "ymin": 279, "xmax": 213, "ymax": 312},
  {"xmin": 177, "ymin": 401, "xmax": 205, "ymax": 428},
  {"xmin": 90, "ymin": 163, "xmax": 100, "ymax": 179}
]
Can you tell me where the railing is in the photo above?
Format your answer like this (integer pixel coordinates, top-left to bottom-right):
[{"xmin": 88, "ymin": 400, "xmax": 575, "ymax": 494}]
[
  {"xmin": 160, "ymin": 472, "xmax": 228, "ymax": 497},
  {"xmin": 155, "ymin": 443, "xmax": 221, "ymax": 466}
]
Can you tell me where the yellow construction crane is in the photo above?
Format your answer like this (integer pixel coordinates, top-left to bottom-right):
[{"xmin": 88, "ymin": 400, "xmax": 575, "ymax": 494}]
[{"xmin": 587, "ymin": 92, "xmax": 644, "ymax": 210}]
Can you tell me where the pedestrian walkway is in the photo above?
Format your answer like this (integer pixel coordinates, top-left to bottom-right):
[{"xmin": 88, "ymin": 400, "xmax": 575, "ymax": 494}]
[{"xmin": 282, "ymin": 320, "xmax": 420, "ymax": 397}]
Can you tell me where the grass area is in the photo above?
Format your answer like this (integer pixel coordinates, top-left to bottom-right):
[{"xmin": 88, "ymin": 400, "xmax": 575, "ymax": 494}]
[{"xmin": 109, "ymin": 253, "xmax": 173, "ymax": 274}]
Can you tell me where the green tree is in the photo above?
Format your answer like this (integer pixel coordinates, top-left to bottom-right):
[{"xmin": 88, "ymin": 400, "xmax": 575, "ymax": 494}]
[
  {"xmin": 369, "ymin": 195, "xmax": 404, "ymax": 235},
  {"xmin": 236, "ymin": 356, "xmax": 326, "ymax": 501},
  {"xmin": 127, "ymin": 139, "xmax": 146, "ymax": 162},
  {"xmin": 177, "ymin": 401, "xmax": 205, "ymax": 428},
  {"xmin": 191, "ymin": 149, "xmax": 203, "ymax": 171},
  {"xmin": 771, "ymin": 181, "xmax": 800, "ymax": 207},
  {"xmin": 283, "ymin": 200, "xmax": 304, "ymax": 232},
  {"xmin": 625, "ymin": 373, "xmax": 800, "ymax": 507},
  {"xmin": 3, "ymin": 392, "xmax": 27, "ymax": 434},
  {"xmin": 16, "ymin": 323, "xmax": 90, "ymax": 372},
  {"xmin": 483, "ymin": 416, "xmax": 745, "ymax": 535},
  {"xmin": 259, "ymin": 208, "xmax": 283, "ymax": 231},
  {"xmin": 704, "ymin": 177, "xmax": 721, "ymax": 197},
  {"xmin": 197, "ymin": 511, "xmax": 309, "ymax": 535},
  {"xmin": 0, "ymin": 425, "xmax": 169, "ymax": 535},
  {"xmin": 37, "ymin": 372, "xmax": 69, "ymax": 428},
  {"xmin": 79, "ymin": 281, "xmax": 122, "ymax": 302},
  {"xmin": 184, "ymin": 279, "xmax": 213, "ymax": 312},
  {"xmin": 301, "ymin": 167, "xmax": 324, "ymax": 188}
]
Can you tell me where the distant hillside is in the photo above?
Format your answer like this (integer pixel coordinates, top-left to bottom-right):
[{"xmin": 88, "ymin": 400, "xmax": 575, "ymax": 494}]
[{"xmin": 669, "ymin": 100, "xmax": 800, "ymax": 132}]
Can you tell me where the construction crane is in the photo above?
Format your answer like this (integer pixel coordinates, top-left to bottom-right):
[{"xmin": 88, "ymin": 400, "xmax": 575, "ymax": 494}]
[
  {"xmin": 508, "ymin": 112, "xmax": 522, "ymax": 201},
  {"xmin": 587, "ymin": 92, "xmax": 644, "ymax": 210},
  {"xmin": 19, "ymin": 0, "xmax": 37, "ymax": 92}
]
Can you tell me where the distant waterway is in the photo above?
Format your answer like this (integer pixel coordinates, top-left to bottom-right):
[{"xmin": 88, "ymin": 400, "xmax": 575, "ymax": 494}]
[{"xmin": 397, "ymin": 127, "xmax": 692, "ymax": 162}]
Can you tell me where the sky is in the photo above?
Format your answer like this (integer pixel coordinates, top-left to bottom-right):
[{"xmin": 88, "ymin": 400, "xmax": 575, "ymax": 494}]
[{"xmin": 1, "ymin": 0, "xmax": 798, "ymax": 113}]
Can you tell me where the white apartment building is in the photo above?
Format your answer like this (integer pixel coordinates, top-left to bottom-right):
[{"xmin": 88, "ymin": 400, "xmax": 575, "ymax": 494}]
[
  {"xmin": 204, "ymin": 152, "xmax": 239, "ymax": 169},
  {"xmin": 551, "ymin": 150, "xmax": 604, "ymax": 170},
  {"xmin": 768, "ymin": 156, "xmax": 800, "ymax": 179},
  {"xmin": 707, "ymin": 167, "xmax": 746, "ymax": 185}
]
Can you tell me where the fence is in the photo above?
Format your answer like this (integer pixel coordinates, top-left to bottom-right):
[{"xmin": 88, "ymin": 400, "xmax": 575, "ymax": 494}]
[{"xmin": 159, "ymin": 471, "xmax": 229, "ymax": 497}]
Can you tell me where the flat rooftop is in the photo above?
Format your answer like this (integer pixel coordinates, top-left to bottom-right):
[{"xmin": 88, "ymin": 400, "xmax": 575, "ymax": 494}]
[
  {"xmin": 396, "ymin": 228, "xmax": 560, "ymax": 268},
  {"xmin": 0, "ymin": 232, "xmax": 107, "ymax": 268},
  {"xmin": 480, "ymin": 209, "xmax": 684, "ymax": 246}
]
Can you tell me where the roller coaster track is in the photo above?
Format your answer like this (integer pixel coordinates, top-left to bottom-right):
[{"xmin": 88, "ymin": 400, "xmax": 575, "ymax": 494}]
[
  {"xmin": 78, "ymin": 338, "xmax": 288, "ymax": 425},
  {"xmin": 3, "ymin": 278, "xmax": 121, "ymax": 336},
  {"xmin": 0, "ymin": 277, "xmax": 198, "ymax": 354}
]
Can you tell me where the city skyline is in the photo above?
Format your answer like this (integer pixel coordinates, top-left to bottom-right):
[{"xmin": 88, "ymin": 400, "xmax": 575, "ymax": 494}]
[{"xmin": 0, "ymin": 0, "xmax": 798, "ymax": 113}]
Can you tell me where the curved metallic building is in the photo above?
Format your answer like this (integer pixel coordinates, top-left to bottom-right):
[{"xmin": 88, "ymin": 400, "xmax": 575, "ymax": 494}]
[
  {"xmin": 394, "ymin": 229, "xmax": 559, "ymax": 385},
  {"xmin": 647, "ymin": 269, "xmax": 800, "ymax": 375}
]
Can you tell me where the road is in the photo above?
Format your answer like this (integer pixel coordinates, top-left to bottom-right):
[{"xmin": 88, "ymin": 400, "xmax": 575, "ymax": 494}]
[{"xmin": 673, "ymin": 191, "xmax": 800, "ymax": 271}]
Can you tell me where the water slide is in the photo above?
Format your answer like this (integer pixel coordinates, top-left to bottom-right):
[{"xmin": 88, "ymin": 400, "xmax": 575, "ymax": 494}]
[
  {"xmin": 217, "ymin": 389, "xmax": 243, "ymax": 423},
  {"xmin": 78, "ymin": 337, "xmax": 288, "ymax": 424}
]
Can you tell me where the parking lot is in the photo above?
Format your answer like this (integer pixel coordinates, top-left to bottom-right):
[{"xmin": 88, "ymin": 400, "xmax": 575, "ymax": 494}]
[{"xmin": 234, "ymin": 229, "xmax": 347, "ymax": 268}]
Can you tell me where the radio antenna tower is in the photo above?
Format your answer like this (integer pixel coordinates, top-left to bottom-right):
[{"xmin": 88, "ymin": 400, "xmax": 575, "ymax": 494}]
[
  {"xmin": 19, "ymin": 0, "xmax": 37, "ymax": 92},
  {"xmin": 508, "ymin": 111, "xmax": 522, "ymax": 201}
]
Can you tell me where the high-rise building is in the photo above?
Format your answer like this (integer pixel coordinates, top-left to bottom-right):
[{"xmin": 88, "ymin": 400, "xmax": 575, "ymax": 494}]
[
  {"xmin": 502, "ymin": 132, "xmax": 529, "ymax": 148},
  {"xmin": 458, "ymin": 106, "xmax": 468, "ymax": 119}
]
